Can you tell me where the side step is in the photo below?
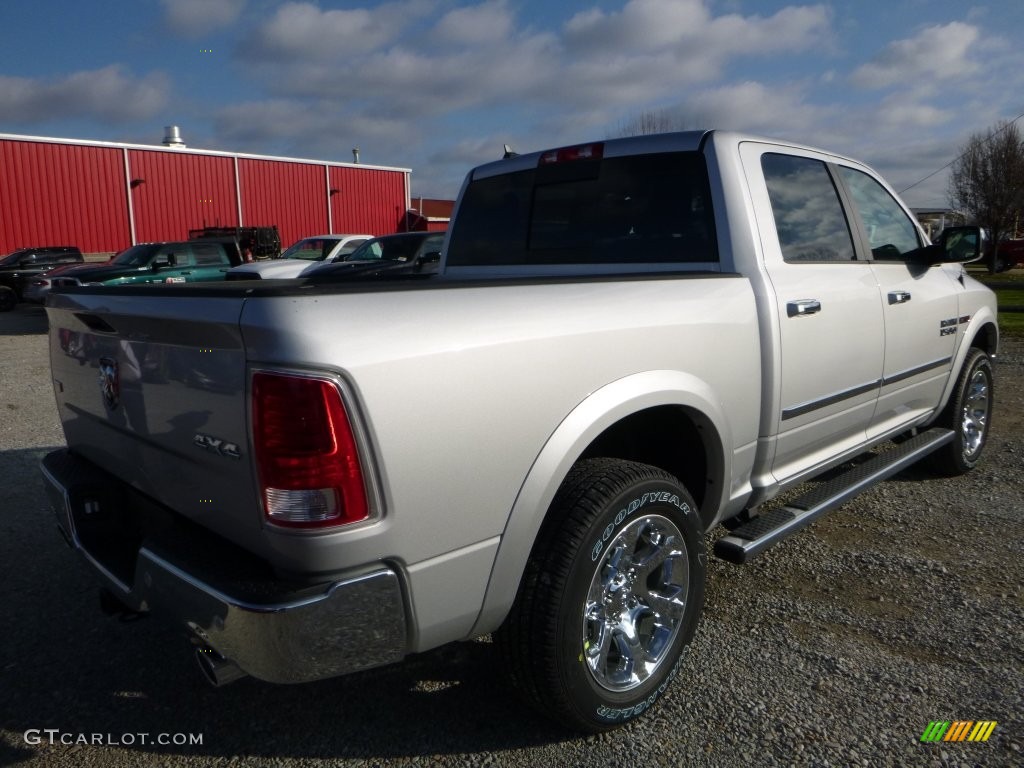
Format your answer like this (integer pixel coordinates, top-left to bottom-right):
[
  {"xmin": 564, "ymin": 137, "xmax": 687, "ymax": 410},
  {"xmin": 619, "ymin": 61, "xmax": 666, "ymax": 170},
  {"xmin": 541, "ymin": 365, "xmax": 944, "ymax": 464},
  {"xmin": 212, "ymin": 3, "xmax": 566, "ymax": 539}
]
[{"xmin": 713, "ymin": 428, "xmax": 954, "ymax": 564}]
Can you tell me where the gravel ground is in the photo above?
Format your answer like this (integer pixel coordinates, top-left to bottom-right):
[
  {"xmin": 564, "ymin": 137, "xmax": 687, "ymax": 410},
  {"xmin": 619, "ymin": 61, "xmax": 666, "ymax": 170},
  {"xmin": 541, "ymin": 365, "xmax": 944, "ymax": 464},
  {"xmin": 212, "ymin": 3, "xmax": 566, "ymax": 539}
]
[{"xmin": 1, "ymin": 302, "xmax": 1021, "ymax": 767}]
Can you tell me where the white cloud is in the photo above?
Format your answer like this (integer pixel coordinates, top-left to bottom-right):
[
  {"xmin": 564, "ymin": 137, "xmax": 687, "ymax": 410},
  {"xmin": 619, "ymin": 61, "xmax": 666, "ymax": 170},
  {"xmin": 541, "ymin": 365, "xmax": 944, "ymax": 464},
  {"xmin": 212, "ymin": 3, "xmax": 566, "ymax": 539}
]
[
  {"xmin": 0, "ymin": 66, "xmax": 170, "ymax": 124},
  {"xmin": 161, "ymin": 0, "xmax": 247, "ymax": 37},
  {"xmin": 563, "ymin": 0, "xmax": 831, "ymax": 68},
  {"xmin": 249, "ymin": 0, "xmax": 436, "ymax": 60},
  {"xmin": 851, "ymin": 22, "xmax": 980, "ymax": 89},
  {"xmin": 680, "ymin": 81, "xmax": 838, "ymax": 139},
  {"xmin": 433, "ymin": 0, "xmax": 514, "ymax": 44}
]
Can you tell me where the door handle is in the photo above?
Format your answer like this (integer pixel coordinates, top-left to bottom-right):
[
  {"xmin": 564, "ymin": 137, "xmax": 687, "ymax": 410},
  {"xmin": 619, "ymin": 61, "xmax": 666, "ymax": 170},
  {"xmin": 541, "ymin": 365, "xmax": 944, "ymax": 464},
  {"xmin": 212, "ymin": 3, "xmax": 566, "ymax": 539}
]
[
  {"xmin": 787, "ymin": 299, "xmax": 821, "ymax": 317},
  {"xmin": 888, "ymin": 290, "xmax": 911, "ymax": 304}
]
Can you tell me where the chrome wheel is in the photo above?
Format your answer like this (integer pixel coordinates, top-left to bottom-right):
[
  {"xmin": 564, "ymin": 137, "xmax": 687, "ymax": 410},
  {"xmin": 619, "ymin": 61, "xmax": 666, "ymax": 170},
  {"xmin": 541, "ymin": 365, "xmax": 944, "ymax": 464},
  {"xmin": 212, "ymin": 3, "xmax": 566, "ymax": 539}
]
[
  {"xmin": 583, "ymin": 514, "xmax": 689, "ymax": 692},
  {"xmin": 960, "ymin": 367, "xmax": 991, "ymax": 459}
]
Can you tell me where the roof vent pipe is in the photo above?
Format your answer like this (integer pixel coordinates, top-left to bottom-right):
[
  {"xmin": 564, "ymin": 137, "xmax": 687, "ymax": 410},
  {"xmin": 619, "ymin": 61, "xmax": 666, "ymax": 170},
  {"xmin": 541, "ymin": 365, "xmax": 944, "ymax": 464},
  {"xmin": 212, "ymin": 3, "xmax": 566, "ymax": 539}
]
[
  {"xmin": 352, "ymin": 147, "xmax": 360, "ymax": 164},
  {"xmin": 163, "ymin": 126, "xmax": 186, "ymax": 148}
]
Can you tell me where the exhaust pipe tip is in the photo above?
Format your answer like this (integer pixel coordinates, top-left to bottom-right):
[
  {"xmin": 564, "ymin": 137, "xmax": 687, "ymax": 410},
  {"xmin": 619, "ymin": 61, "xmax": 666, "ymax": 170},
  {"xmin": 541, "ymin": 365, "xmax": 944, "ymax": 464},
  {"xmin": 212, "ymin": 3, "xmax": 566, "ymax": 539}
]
[{"xmin": 195, "ymin": 647, "xmax": 247, "ymax": 687}]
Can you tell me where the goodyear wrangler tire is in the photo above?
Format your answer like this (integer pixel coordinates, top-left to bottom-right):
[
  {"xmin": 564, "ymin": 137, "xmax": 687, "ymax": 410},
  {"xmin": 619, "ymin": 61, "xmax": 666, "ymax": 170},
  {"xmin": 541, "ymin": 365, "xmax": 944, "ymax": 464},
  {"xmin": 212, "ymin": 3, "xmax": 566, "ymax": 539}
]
[
  {"xmin": 495, "ymin": 458, "xmax": 705, "ymax": 732},
  {"xmin": 932, "ymin": 347, "xmax": 994, "ymax": 476}
]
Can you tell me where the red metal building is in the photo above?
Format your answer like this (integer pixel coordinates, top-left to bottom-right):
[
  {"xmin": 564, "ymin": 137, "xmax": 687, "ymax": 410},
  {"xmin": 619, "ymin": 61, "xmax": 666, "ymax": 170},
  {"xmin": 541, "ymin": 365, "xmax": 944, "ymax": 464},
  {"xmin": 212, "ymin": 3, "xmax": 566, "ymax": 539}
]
[
  {"xmin": 406, "ymin": 197, "xmax": 453, "ymax": 232},
  {"xmin": 0, "ymin": 133, "xmax": 411, "ymax": 255}
]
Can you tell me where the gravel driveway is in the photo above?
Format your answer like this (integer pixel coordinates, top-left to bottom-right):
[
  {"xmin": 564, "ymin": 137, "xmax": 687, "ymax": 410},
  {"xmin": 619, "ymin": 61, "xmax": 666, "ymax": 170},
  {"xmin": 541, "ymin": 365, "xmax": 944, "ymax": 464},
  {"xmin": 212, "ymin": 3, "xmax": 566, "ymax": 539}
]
[{"xmin": 1, "ymin": 302, "xmax": 1021, "ymax": 767}]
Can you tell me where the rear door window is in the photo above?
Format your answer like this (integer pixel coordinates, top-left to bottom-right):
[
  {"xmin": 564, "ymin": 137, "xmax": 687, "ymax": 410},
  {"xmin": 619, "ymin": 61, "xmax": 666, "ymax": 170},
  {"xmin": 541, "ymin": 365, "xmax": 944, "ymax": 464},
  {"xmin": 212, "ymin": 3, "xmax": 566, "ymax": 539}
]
[{"xmin": 761, "ymin": 153, "xmax": 856, "ymax": 262}]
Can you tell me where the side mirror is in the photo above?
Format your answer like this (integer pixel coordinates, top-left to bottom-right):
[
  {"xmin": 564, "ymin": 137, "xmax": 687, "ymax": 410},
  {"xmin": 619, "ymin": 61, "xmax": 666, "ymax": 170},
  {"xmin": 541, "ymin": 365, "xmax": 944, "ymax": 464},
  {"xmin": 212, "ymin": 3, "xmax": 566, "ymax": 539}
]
[
  {"xmin": 935, "ymin": 226, "xmax": 985, "ymax": 264},
  {"xmin": 905, "ymin": 226, "xmax": 986, "ymax": 266}
]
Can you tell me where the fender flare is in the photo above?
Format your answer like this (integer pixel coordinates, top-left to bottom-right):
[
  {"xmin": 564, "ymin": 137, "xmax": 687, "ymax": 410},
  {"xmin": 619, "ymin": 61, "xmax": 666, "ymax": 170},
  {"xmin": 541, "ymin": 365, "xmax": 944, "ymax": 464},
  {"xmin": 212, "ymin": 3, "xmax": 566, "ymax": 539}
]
[
  {"xmin": 469, "ymin": 369, "xmax": 733, "ymax": 636},
  {"xmin": 936, "ymin": 308, "xmax": 999, "ymax": 414}
]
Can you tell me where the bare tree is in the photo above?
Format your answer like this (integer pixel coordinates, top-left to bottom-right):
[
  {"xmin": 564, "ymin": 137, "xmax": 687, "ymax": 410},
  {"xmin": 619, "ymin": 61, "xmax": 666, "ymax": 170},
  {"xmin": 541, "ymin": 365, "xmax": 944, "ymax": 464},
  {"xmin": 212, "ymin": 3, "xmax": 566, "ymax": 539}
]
[
  {"xmin": 948, "ymin": 119, "xmax": 1024, "ymax": 271},
  {"xmin": 610, "ymin": 108, "xmax": 700, "ymax": 138}
]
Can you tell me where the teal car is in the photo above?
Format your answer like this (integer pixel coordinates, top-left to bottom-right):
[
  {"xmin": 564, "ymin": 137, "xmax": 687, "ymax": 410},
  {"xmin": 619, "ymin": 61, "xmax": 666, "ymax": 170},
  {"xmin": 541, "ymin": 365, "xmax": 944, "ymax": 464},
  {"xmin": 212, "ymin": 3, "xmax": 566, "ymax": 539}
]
[{"xmin": 29, "ymin": 241, "xmax": 241, "ymax": 300}]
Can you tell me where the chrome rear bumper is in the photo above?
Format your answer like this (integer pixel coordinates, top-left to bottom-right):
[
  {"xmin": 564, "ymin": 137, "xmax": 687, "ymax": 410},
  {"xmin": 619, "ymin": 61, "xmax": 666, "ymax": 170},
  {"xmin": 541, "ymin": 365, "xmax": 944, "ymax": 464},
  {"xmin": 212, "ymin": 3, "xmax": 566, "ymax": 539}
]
[{"xmin": 41, "ymin": 449, "xmax": 408, "ymax": 684}]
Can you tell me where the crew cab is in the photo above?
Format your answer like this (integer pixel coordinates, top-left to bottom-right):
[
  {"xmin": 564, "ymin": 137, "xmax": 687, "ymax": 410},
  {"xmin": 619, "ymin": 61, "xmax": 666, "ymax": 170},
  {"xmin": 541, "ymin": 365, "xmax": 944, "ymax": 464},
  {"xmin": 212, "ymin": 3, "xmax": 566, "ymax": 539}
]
[{"xmin": 41, "ymin": 131, "xmax": 997, "ymax": 733}]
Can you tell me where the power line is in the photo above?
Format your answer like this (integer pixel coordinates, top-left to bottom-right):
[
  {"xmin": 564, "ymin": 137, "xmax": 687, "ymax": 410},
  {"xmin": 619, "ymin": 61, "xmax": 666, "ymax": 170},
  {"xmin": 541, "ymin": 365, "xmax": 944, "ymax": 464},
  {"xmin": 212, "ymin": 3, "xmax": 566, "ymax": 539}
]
[{"xmin": 898, "ymin": 110, "xmax": 1024, "ymax": 194}]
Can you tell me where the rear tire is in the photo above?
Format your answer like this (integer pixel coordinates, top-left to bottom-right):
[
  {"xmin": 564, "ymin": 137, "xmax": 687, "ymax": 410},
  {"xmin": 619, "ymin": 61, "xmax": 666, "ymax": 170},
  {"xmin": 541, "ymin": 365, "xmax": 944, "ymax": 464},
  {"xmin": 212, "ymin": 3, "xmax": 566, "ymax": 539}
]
[
  {"xmin": 495, "ymin": 458, "xmax": 705, "ymax": 732},
  {"xmin": 932, "ymin": 348, "xmax": 993, "ymax": 475}
]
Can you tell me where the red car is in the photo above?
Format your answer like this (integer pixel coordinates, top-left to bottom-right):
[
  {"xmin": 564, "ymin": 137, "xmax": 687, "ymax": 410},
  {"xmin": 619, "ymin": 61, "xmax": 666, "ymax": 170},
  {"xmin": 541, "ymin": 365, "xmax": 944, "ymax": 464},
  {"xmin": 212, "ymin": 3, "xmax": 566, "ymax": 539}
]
[{"xmin": 996, "ymin": 237, "xmax": 1024, "ymax": 271}]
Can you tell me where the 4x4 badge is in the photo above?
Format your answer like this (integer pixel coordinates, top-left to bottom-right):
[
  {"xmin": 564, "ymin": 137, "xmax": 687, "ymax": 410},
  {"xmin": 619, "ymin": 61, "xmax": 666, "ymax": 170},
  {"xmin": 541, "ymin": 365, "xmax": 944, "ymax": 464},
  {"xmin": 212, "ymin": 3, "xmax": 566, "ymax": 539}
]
[{"xmin": 98, "ymin": 357, "xmax": 119, "ymax": 410}]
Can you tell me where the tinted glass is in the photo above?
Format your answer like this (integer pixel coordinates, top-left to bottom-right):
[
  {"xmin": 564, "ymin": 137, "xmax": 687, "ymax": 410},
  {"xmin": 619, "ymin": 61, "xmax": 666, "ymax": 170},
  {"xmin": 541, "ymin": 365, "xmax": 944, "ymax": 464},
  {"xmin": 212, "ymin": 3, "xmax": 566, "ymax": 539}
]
[
  {"xmin": 335, "ymin": 238, "xmax": 369, "ymax": 258},
  {"xmin": 762, "ymin": 154, "xmax": 856, "ymax": 262},
  {"xmin": 192, "ymin": 243, "xmax": 229, "ymax": 266},
  {"xmin": 112, "ymin": 244, "xmax": 161, "ymax": 266},
  {"xmin": 839, "ymin": 167, "xmax": 921, "ymax": 260},
  {"xmin": 446, "ymin": 152, "xmax": 717, "ymax": 267},
  {"xmin": 380, "ymin": 237, "xmax": 426, "ymax": 262}
]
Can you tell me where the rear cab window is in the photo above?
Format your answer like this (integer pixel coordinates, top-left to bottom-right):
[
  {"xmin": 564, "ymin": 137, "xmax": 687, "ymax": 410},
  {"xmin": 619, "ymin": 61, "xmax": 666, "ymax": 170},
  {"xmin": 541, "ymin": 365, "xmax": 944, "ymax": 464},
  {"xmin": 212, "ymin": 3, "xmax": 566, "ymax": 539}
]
[
  {"xmin": 445, "ymin": 148, "xmax": 718, "ymax": 274},
  {"xmin": 192, "ymin": 242, "xmax": 230, "ymax": 266}
]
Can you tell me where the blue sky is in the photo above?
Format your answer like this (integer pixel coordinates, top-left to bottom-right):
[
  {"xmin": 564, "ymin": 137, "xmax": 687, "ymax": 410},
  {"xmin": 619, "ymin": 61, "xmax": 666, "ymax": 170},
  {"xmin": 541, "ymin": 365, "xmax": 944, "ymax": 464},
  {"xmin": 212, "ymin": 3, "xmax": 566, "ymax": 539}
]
[{"xmin": 2, "ymin": 0, "xmax": 1023, "ymax": 205}]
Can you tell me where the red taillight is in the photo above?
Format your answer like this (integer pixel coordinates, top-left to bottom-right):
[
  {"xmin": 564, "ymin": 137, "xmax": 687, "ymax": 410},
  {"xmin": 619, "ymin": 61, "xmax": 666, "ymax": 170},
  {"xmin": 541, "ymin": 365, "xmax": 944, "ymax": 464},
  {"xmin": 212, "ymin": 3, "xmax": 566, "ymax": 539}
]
[
  {"xmin": 252, "ymin": 372, "xmax": 368, "ymax": 529},
  {"xmin": 538, "ymin": 142, "xmax": 604, "ymax": 165}
]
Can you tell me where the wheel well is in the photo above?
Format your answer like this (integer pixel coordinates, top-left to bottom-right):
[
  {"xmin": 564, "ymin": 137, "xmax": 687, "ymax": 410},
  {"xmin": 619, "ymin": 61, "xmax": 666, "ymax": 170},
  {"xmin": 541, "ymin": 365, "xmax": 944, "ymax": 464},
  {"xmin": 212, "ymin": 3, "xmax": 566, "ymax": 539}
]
[
  {"xmin": 577, "ymin": 405, "xmax": 719, "ymax": 528},
  {"xmin": 970, "ymin": 322, "xmax": 998, "ymax": 357}
]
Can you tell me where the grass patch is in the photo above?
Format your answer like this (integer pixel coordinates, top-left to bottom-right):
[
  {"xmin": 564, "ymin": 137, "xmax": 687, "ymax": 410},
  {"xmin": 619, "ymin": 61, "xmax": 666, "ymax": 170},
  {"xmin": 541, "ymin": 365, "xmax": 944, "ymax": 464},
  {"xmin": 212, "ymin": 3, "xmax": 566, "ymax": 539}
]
[
  {"xmin": 1000, "ymin": 312, "xmax": 1024, "ymax": 338},
  {"xmin": 996, "ymin": 289, "xmax": 1024, "ymax": 306},
  {"xmin": 968, "ymin": 267, "xmax": 1024, "ymax": 284},
  {"xmin": 963, "ymin": 269, "xmax": 1024, "ymax": 337}
]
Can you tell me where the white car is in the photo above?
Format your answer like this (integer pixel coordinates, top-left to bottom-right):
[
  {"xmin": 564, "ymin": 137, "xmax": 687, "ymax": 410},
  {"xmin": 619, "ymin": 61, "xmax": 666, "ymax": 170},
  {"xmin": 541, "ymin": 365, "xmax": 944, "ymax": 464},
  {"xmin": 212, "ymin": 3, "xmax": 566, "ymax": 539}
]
[{"xmin": 227, "ymin": 234, "xmax": 373, "ymax": 279}]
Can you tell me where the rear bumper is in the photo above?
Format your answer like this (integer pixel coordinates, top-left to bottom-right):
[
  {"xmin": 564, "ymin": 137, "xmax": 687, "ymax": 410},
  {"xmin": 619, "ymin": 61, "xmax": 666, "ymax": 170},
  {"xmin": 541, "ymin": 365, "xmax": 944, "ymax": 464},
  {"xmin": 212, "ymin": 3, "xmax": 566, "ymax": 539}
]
[{"xmin": 41, "ymin": 448, "xmax": 408, "ymax": 684}]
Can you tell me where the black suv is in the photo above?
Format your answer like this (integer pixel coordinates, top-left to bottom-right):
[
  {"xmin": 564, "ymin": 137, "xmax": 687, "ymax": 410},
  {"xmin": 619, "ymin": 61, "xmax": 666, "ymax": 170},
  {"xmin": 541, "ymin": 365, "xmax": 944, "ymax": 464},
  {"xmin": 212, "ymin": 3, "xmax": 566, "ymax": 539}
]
[{"xmin": 0, "ymin": 246, "xmax": 83, "ymax": 311}]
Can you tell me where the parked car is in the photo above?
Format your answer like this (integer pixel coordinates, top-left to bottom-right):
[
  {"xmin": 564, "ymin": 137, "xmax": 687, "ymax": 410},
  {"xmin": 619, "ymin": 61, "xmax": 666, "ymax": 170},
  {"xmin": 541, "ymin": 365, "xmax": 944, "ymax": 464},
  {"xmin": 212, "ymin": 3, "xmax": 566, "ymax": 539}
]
[
  {"xmin": 26, "ymin": 240, "xmax": 241, "ymax": 302},
  {"xmin": 303, "ymin": 232, "xmax": 444, "ymax": 278},
  {"xmin": 0, "ymin": 246, "xmax": 83, "ymax": 311},
  {"xmin": 995, "ymin": 237, "xmax": 1024, "ymax": 271},
  {"xmin": 226, "ymin": 234, "xmax": 373, "ymax": 280}
]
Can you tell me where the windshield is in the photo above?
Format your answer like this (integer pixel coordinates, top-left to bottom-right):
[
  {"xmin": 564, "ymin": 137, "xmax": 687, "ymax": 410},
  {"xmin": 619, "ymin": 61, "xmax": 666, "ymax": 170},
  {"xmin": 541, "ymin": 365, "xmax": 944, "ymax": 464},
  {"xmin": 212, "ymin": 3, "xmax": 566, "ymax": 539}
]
[
  {"xmin": 111, "ymin": 244, "xmax": 161, "ymax": 266},
  {"xmin": 280, "ymin": 238, "xmax": 339, "ymax": 261},
  {"xmin": 347, "ymin": 236, "xmax": 437, "ymax": 262},
  {"xmin": 0, "ymin": 251, "xmax": 26, "ymax": 266}
]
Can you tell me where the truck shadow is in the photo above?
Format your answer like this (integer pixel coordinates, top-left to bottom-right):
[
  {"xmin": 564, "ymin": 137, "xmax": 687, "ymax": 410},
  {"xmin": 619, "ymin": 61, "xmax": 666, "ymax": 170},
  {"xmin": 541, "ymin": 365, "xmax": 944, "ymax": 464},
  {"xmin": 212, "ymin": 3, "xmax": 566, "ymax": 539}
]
[
  {"xmin": 0, "ymin": 303, "xmax": 48, "ymax": 336},
  {"xmin": 1, "ymin": 447, "xmax": 572, "ymax": 766}
]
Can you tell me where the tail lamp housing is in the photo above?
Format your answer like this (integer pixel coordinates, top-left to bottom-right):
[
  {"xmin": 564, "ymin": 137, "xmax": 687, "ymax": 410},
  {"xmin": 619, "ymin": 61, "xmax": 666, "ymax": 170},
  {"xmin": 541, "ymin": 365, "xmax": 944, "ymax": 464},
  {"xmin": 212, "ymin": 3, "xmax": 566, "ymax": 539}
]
[{"xmin": 252, "ymin": 371, "xmax": 369, "ymax": 529}]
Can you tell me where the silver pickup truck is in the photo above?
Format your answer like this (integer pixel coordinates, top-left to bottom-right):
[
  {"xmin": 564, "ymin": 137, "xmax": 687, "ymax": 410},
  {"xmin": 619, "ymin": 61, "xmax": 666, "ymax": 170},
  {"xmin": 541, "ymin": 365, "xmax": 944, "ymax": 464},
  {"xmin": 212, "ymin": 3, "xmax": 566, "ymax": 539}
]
[{"xmin": 41, "ymin": 130, "xmax": 998, "ymax": 732}]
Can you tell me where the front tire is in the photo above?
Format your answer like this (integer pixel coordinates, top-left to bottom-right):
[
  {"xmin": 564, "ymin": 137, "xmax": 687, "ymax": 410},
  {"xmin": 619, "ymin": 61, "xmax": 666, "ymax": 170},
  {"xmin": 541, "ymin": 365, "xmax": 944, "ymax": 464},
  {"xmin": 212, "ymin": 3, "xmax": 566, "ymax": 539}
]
[
  {"xmin": 932, "ymin": 347, "xmax": 994, "ymax": 475},
  {"xmin": 495, "ymin": 458, "xmax": 705, "ymax": 732}
]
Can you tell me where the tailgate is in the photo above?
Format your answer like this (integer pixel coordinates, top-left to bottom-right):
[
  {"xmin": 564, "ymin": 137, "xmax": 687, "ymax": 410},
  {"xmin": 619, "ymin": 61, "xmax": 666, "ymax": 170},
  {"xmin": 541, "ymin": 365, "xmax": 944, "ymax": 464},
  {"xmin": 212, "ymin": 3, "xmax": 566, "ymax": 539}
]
[{"xmin": 46, "ymin": 290, "xmax": 264, "ymax": 554}]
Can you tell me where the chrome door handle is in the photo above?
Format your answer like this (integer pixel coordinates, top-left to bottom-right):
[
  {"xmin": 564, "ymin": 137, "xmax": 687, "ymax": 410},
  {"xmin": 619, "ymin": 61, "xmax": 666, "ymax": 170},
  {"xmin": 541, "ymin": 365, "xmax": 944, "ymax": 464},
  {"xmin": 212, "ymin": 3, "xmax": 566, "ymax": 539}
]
[
  {"xmin": 787, "ymin": 299, "xmax": 821, "ymax": 317},
  {"xmin": 888, "ymin": 290, "xmax": 911, "ymax": 304}
]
